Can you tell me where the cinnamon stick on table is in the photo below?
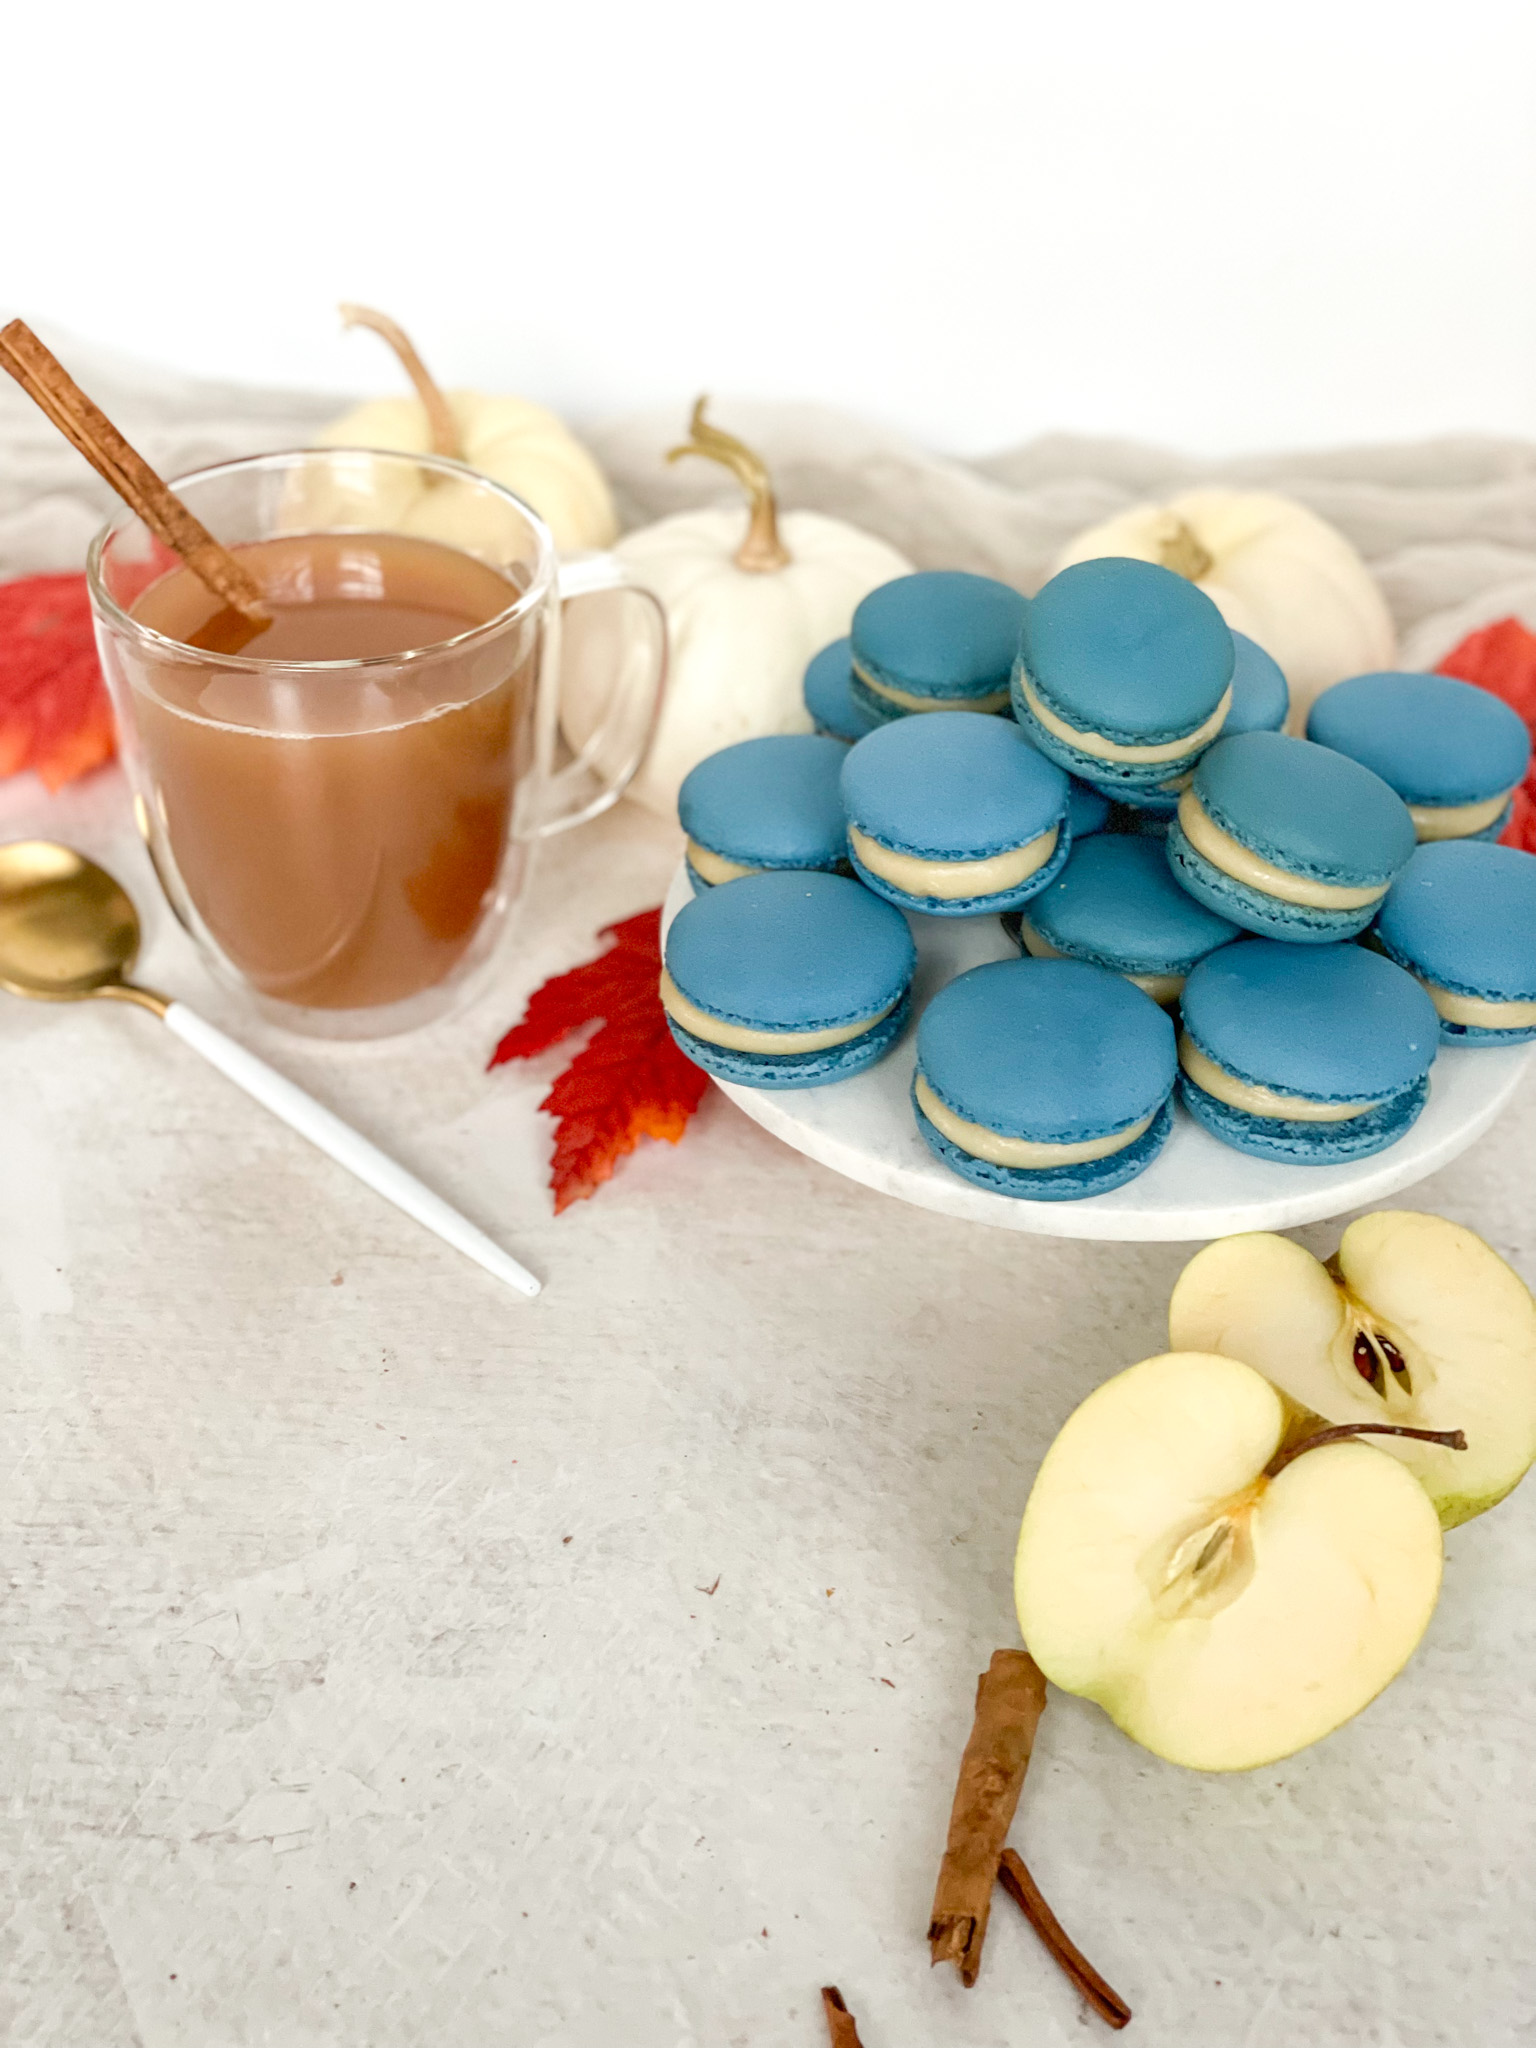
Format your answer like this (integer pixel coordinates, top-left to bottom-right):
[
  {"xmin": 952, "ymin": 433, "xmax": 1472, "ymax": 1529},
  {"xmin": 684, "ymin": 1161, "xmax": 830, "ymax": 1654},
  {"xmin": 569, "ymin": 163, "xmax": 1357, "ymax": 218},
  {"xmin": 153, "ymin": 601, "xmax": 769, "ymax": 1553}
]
[
  {"xmin": 928, "ymin": 1648, "xmax": 1047, "ymax": 1985},
  {"xmin": 820, "ymin": 1985, "xmax": 866, "ymax": 2046},
  {"xmin": 998, "ymin": 1847, "xmax": 1132, "ymax": 2030}
]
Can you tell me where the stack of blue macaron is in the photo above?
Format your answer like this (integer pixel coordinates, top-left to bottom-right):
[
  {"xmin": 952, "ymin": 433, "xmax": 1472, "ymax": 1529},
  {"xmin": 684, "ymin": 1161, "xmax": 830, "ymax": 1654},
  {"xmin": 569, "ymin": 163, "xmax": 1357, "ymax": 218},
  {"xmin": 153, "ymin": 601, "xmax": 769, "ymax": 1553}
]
[{"xmin": 662, "ymin": 558, "xmax": 1536, "ymax": 1201}]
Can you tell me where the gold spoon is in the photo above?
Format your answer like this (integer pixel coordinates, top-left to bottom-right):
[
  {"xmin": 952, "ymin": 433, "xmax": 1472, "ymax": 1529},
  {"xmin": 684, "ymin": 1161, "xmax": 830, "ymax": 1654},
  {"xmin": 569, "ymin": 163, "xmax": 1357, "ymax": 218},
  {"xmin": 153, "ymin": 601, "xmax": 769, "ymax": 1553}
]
[{"xmin": 0, "ymin": 841, "xmax": 540, "ymax": 1297}]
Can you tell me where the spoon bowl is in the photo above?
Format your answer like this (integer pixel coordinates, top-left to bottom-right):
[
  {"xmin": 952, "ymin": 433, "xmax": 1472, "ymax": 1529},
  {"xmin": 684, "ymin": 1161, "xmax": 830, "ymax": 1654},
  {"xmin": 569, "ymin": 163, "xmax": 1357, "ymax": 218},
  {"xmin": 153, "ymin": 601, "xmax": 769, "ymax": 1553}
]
[{"xmin": 0, "ymin": 839, "xmax": 143, "ymax": 999}]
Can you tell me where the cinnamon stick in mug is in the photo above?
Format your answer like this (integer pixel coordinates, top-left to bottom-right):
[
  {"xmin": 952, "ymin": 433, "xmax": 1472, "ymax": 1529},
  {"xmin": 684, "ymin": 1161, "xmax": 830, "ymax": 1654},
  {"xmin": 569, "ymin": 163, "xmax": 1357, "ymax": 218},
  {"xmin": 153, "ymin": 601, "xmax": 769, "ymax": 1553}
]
[{"xmin": 927, "ymin": 1647, "xmax": 1047, "ymax": 1986}]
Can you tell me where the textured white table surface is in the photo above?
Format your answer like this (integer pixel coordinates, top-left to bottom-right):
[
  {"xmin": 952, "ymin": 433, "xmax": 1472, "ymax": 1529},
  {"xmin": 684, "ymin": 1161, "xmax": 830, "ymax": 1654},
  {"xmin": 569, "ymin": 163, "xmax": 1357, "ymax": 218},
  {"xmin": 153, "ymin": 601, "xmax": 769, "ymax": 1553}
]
[
  {"xmin": 4, "ymin": 769, "xmax": 1534, "ymax": 2048},
  {"xmin": 3, "ymin": 355, "xmax": 1535, "ymax": 2045}
]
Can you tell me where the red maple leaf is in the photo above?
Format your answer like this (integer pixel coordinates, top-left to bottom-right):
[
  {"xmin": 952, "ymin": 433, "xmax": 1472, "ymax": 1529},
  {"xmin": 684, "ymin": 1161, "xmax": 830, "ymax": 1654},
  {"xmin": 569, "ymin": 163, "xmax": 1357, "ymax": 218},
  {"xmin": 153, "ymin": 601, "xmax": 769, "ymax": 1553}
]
[
  {"xmin": 1436, "ymin": 615, "xmax": 1536, "ymax": 852},
  {"xmin": 490, "ymin": 907, "xmax": 709, "ymax": 1212},
  {"xmin": 0, "ymin": 573, "xmax": 118, "ymax": 790}
]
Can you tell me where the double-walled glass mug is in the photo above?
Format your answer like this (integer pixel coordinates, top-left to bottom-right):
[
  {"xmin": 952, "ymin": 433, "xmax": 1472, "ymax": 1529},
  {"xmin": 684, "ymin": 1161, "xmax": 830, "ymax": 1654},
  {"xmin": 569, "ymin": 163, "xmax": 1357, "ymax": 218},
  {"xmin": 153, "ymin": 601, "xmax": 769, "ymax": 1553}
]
[{"xmin": 87, "ymin": 448, "xmax": 665, "ymax": 1038}]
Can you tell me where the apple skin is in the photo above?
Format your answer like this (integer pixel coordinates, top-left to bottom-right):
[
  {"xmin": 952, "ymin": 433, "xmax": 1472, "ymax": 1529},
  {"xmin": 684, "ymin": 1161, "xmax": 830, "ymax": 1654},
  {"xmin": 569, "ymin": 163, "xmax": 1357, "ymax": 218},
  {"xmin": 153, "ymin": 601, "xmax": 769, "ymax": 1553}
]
[
  {"xmin": 1168, "ymin": 1213, "xmax": 1536, "ymax": 1529},
  {"xmin": 1014, "ymin": 1352, "xmax": 1444, "ymax": 1773}
]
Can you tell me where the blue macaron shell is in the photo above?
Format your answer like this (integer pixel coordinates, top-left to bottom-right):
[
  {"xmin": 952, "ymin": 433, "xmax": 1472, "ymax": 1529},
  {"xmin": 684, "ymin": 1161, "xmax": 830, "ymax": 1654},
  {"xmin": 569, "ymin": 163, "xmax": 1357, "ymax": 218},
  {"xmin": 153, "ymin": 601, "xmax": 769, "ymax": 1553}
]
[
  {"xmin": 841, "ymin": 713, "xmax": 1072, "ymax": 915},
  {"xmin": 1191, "ymin": 732, "xmax": 1417, "ymax": 886},
  {"xmin": 1024, "ymin": 833, "xmax": 1241, "ymax": 976},
  {"xmin": 1225, "ymin": 632, "xmax": 1290, "ymax": 736},
  {"xmin": 1014, "ymin": 557, "xmax": 1235, "ymax": 750},
  {"xmin": 678, "ymin": 734, "xmax": 850, "ymax": 881},
  {"xmin": 1067, "ymin": 778, "xmax": 1112, "ymax": 837},
  {"xmin": 849, "ymin": 571, "xmax": 1028, "ymax": 711},
  {"xmin": 1375, "ymin": 840, "xmax": 1536, "ymax": 1040},
  {"xmin": 803, "ymin": 637, "xmax": 881, "ymax": 743},
  {"xmin": 842, "ymin": 713, "xmax": 1069, "ymax": 858},
  {"xmin": 916, "ymin": 956, "xmax": 1176, "ymax": 1144},
  {"xmin": 666, "ymin": 869, "xmax": 914, "ymax": 1038},
  {"xmin": 1307, "ymin": 671, "xmax": 1531, "ymax": 808},
  {"xmin": 916, "ymin": 1086, "xmax": 1174, "ymax": 1199},
  {"xmin": 1179, "ymin": 1072, "xmax": 1430, "ymax": 1163},
  {"xmin": 1180, "ymin": 940, "xmax": 1438, "ymax": 1103}
]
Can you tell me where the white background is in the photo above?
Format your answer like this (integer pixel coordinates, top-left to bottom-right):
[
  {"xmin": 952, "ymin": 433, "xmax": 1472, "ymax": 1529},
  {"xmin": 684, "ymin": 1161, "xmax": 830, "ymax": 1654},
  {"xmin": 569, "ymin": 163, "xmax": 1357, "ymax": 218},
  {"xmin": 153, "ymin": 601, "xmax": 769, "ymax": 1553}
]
[{"xmin": 4, "ymin": 0, "xmax": 1536, "ymax": 455}]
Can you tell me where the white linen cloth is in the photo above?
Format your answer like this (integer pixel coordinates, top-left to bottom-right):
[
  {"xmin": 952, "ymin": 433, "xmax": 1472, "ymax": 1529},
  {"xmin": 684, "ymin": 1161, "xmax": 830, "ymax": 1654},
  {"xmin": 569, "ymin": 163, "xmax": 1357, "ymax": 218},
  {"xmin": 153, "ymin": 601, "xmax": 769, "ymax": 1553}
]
[{"xmin": 2, "ymin": 335, "xmax": 1533, "ymax": 2047}]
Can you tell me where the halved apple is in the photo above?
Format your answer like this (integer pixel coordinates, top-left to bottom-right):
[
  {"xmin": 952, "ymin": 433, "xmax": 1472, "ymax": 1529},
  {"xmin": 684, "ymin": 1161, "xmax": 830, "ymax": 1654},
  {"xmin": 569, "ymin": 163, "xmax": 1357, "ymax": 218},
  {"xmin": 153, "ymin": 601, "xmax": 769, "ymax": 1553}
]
[
  {"xmin": 1169, "ymin": 1213, "xmax": 1536, "ymax": 1529},
  {"xmin": 1014, "ymin": 1352, "xmax": 1445, "ymax": 1772}
]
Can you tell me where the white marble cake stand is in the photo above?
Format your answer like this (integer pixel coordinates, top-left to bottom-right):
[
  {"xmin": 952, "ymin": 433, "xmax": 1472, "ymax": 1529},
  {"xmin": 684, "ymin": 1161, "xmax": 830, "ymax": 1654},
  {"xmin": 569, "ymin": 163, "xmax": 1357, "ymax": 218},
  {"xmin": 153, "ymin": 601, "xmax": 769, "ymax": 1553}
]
[{"xmin": 661, "ymin": 865, "xmax": 1532, "ymax": 1243}]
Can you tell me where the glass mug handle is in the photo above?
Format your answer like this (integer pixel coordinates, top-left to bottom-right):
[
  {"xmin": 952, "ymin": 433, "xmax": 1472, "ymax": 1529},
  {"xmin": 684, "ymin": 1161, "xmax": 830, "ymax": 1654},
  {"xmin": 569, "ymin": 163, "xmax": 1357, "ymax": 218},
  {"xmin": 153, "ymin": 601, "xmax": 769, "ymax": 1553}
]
[{"xmin": 514, "ymin": 552, "xmax": 668, "ymax": 840}]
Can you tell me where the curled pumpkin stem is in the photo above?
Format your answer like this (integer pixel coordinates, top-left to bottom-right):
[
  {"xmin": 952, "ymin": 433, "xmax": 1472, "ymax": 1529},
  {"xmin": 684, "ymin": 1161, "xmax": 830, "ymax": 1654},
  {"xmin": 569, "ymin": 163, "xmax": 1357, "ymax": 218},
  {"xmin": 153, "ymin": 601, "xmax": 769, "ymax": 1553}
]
[
  {"xmin": 1156, "ymin": 514, "xmax": 1215, "ymax": 584},
  {"xmin": 338, "ymin": 303, "xmax": 462, "ymax": 463},
  {"xmin": 666, "ymin": 396, "xmax": 791, "ymax": 573}
]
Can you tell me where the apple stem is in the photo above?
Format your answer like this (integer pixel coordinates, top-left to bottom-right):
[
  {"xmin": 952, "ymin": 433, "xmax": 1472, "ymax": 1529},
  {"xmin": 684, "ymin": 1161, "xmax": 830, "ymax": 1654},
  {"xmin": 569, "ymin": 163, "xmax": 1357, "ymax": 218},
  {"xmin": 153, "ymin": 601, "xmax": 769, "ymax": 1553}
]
[{"xmin": 1267, "ymin": 1422, "xmax": 1467, "ymax": 1478}]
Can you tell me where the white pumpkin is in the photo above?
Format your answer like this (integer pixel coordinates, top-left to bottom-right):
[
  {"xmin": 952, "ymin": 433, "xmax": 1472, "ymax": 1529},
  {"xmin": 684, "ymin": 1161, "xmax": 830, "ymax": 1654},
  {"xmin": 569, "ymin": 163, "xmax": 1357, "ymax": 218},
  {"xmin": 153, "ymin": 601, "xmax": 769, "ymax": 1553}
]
[
  {"xmin": 563, "ymin": 399, "xmax": 912, "ymax": 817},
  {"xmin": 1054, "ymin": 488, "xmax": 1396, "ymax": 729},
  {"xmin": 316, "ymin": 305, "xmax": 618, "ymax": 554}
]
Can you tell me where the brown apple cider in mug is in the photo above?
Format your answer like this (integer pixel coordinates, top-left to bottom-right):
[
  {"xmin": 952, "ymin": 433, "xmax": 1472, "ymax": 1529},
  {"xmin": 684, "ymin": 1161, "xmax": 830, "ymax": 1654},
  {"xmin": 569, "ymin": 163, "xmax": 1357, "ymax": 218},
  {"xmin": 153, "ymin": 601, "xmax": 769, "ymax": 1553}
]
[{"xmin": 127, "ymin": 531, "xmax": 535, "ymax": 1011}]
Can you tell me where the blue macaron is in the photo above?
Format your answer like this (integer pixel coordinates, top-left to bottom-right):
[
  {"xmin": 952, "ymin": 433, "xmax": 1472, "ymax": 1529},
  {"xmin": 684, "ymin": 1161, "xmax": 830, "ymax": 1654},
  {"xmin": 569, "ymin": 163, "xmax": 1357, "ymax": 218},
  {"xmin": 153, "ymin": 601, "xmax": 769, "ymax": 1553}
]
[
  {"xmin": 1374, "ymin": 840, "xmax": 1536, "ymax": 1045},
  {"xmin": 848, "ymin": 571, "xmax": 1027, "ymax": 723},
  {"xmin": 913, "ymin": 957, "xmax": 1177, "ymax": 1200},
  {"xmin": 803, "ymin": 637, "xmax": 881, "ymax": 743},
  {"xmin": 1166, "ymin": 730, "xmax": 1417, "ymax": 942},
  {"xmin": 1307, "ymin": 670, "xmax": 1530, "ymax": 843},
  {"xmin": 1066, "ymin": 777, "xmax": 1112, "ymax": 838},
  {"xmin": 1009, "ymin": 833, "xmax": 1240, "ymax": 1001},
  {"xmin": 1012, "ymin": 557, "xmax": 1235, "ymax": 791},
  {"xmin": 1224, "ymin": 631, "xmax": 1291, "ymax": 738},
  {"xmin": 662, "ymin": 870, "xmax": 915, "ymax": 1089},
  {"xmin": 1089, "ymin": 630, "xmax": 1292, "ymax": 821},
  {"xmin": 841, "ymin": 712, "xmax": 1071, "ymax": 916},
  {"xmin": 677, "ymin": 734, "xmax": 850, "ymax": 890},
  {"xmin": 1177, "ymin": 940, "xmax": 1439, "ymax": 1162}
]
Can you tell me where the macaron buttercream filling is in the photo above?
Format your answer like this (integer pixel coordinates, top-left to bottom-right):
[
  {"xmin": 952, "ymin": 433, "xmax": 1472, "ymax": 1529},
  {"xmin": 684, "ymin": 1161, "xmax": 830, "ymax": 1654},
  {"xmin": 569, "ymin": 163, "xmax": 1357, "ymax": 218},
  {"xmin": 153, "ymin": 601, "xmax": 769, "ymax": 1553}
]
[
  {"xmin": 1407, "ymin": 790, "xmax": 1514, "ymax": 841},
  {"xmin": 914, "ymin": 1073, "xmax": 1154, "ymax": 1167},
  {"xmin": 1018, "ymin": 675, "xmax": 1232, "ymax": 764},
  {"xmin": 851, "ymin": 659, "xmax": 1010, "ymax": 715},
  {"xmin": 1016, "ymin": 916, "xmax": 1184, "ymax": 1004},
  {"xmin": 1178, "ymin": 1035, "xmax": 1379, "ymax": 1122},
  {"xmin": 1417, "ymin": 982, "xmax": 1536, "ymax": 1029},
  {"xmin": 685, "ymin": 840, "xmax": 757, "ymax": 885},
  {"xmin": 849, "ymin": 823, "xmax": 1059, "ymax": 900},
  {"xmin": 659, "ymin": 969, "xmax": 896, "ymax": 1055},
  {"xmin": 1176, "ymin": 790, "xmax": 1389, "ymax": 910}
]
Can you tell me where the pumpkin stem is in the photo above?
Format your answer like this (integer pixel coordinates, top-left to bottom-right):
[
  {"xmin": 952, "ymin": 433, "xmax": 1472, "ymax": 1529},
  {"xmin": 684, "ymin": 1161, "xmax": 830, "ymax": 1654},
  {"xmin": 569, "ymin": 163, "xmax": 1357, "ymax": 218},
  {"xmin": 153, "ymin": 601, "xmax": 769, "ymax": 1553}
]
[
  {"xmin": 1155, "ymin": 515, "xmax": 1215, "ymax": 584},
  {"xmin": 337, "ymin": 303, "xmax": 462, "ymax": 463},
  {"xmin": 666, "ymin": 396, "xmax": 791, "ymax": 573}
]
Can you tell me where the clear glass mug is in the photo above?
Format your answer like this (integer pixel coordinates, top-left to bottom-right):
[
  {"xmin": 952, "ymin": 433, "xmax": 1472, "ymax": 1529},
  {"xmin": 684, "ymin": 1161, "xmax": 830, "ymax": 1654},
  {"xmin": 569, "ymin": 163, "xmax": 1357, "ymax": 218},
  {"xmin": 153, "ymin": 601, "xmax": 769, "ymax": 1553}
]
[{"xmin": 87, "ymin": 448, "xmax": 665, "ymax": 1038}]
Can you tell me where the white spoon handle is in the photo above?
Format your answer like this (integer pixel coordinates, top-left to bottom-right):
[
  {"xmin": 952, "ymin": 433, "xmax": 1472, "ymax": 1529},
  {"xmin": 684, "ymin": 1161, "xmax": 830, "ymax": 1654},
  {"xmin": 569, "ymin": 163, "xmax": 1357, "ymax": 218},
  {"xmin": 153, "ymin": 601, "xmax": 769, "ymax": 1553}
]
[{"xmin": 162, "ymin": 1001, "xmax": 540, "ymax": 1298}]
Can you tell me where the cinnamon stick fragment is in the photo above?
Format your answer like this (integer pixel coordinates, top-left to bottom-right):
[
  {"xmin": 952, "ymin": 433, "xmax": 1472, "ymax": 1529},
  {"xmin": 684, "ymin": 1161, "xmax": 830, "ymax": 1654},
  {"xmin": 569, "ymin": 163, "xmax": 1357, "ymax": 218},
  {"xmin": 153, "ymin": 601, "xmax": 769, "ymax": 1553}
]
[
  {"xmin": 0, "ymin": 320, "xmax": 269, "ymax": 630},
  {"xmin": 927, "ymin": 1647, "xmax": 1047, "ymax": 1986},
  {"xmin": 820, "ymin": 1984, "xmax": 865, "ymax": 2046},
  {"xmin": 998, "ymin": 1848, "xmax": 1132, "ymax": 2030}
]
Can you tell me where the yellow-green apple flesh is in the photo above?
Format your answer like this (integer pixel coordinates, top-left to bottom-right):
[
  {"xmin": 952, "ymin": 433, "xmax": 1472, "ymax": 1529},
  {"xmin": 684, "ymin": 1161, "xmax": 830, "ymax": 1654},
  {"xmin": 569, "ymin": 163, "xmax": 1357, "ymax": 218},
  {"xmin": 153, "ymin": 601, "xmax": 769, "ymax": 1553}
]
[
  {"xmin": 1169, "ymin": 1213, "xmax": 1536, "ymax": 1529},
  {"xmin": 1014, "ymin": 1352, "xmax": 1444, "ymax": 1772}
]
